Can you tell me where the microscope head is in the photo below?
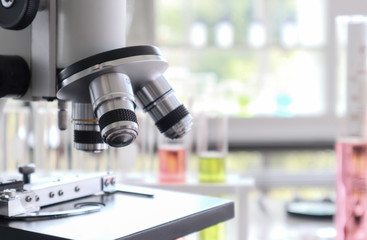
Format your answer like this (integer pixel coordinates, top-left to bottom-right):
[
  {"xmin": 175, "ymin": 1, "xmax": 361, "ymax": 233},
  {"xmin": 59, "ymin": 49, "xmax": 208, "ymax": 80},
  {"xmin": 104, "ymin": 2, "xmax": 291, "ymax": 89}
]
[
  {"xmin": 57, "ymin": 46, "xmax": 192, "ymax": 151},
  {"xmin": 0, "ymin": 1, "xmax": 192, "ymax": 152}
]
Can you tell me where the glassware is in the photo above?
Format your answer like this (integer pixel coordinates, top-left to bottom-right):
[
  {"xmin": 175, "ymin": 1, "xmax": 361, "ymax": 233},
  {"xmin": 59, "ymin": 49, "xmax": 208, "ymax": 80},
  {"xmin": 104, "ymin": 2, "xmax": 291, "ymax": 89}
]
[
  {"xmin": 199, "ymin": 223, "xmax": 226, "ymax": 240},
  {"xmin": 335, "ymin": 15, "xmax": 367, "ymax": 240},
  {"xmin": 336, "ymin": 15, "xmax": 367, "ymax": 137},
  {"xmin": 158, "ymin": 136, "xmax": 187, "ymax": 184},
  {"xmin": 336, "ymin": 138, "xmax": 367, "ymax": 240},
  {"xmin": 196, "ymin": 112, "xmax": 228, "ymax": 240},
  {"xmin": 196, "ymin": 112, "xmax": 228, "ymax": 183}
]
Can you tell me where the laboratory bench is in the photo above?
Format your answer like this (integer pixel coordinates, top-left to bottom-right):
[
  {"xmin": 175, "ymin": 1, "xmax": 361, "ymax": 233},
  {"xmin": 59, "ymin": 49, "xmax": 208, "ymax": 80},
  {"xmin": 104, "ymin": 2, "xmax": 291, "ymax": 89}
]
[
  {"xmin": 122, "ymin": 174, "xmax": 255, "ymax": 240},
  {"xmin": 122, "ymin": 170, "xmax": 337, "ymax": 240},
  {"xmin": 0, "ymin": 184, "xmax": 234, "ymax": 240}
]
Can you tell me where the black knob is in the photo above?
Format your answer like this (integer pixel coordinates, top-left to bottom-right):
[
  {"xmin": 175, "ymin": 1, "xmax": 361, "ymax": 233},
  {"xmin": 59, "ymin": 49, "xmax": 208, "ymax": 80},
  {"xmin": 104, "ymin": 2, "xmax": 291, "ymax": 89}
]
[
  {"xmin": 0, "ymin": 55, "xmax": 30, "ymax": 98},
  {"xmin": 18, "ymin": 163, "xmax": 35, "ymax": 184},
  {"xmin": 0, "ymin": 0, "xmax": 39, "ymax": 30}
]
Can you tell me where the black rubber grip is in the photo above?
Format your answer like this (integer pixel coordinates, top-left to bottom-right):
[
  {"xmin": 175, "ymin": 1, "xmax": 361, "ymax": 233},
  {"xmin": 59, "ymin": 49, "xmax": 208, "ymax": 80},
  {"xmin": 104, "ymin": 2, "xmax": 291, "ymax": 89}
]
[
  {"xmin": 155, "ymin": 105, "xmax": 189, "ymax": 133},
  {"xmin": 0, "ymin": 0, "xmax": 39, "ymax": 30},
  {"xmin": 0, "ymin": 55, "xmax": 30, "ymax": 97},
  {"xmin": 98, "ymin": 109, "xmax": 137, "ymax": 131},
  {"xmin": 74, "ymin": 130, "xmax": 104, "ymax": 144}
]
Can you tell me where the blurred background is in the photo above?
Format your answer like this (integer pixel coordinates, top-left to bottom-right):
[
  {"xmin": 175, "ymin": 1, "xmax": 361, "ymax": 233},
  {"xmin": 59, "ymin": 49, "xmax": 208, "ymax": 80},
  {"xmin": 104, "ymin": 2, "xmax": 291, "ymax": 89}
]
[{"xmin": 4, "ymin": 0, "xmax": 367, "ymax": 239}]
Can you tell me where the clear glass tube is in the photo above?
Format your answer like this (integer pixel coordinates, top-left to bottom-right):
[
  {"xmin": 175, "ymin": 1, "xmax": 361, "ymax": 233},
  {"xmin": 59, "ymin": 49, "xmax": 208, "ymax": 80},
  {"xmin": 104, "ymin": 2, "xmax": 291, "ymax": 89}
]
[
  {"xmin": 336, "ymin": 15, "xmax": 367, "ymax": 138},
  {"xmin": 196, "ymin": 113, "xmax": 228, "ymax": 183}
]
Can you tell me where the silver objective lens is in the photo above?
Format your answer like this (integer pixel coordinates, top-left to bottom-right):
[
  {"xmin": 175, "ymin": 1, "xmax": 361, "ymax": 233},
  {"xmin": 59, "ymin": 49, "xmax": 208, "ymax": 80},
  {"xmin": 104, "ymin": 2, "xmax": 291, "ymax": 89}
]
[
  {"xmin": 135, "ymin": 76, "xmax": 192, "ymax": 139},
  {"xmin": 72, "ymin": 102, "xmax": 107, "ymax": 152},
  {"xmin": 56, "ymin": 46, "xmax": 192, "ymax": 149},
  {"xmin": 89, "ymin": 73, "xmax": 138, "ymax": 147}
]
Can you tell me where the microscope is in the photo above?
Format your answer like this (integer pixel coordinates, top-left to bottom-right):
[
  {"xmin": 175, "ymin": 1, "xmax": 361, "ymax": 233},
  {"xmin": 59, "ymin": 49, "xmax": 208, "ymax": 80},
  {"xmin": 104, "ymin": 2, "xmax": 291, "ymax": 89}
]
[{"xmin": 0, "ymin": 0, "xmax": 192, "ymax": 219}]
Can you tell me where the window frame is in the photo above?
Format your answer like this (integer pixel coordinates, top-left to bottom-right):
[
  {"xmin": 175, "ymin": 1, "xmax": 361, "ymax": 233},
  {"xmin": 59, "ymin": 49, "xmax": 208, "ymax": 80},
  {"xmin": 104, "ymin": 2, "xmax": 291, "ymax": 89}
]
[{"xmin": 128, "ymin": 0, "xmax": 367, "ymax": 149}]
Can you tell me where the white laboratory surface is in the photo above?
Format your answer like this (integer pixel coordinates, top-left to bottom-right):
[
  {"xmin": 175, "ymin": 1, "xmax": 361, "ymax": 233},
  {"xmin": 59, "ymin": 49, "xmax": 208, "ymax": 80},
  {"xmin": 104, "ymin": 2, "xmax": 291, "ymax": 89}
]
[{"xmin": 0, "ymin": 184, "xmax": 234, "ymax": 240}]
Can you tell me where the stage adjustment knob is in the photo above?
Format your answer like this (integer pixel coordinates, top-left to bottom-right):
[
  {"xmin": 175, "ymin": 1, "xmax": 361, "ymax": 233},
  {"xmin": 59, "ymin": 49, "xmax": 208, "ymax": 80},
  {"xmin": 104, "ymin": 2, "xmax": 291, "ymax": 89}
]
[
  {"xmin": 18, "ymin": 163, "xmax": 35, "ymax": 184},
  {"xmin": 0, "ymin": 0, "xmax": 39, "ymax": 30},
  {"xmin": 0, "ymin": 55, "xmax": 30, "ymax": 98}
]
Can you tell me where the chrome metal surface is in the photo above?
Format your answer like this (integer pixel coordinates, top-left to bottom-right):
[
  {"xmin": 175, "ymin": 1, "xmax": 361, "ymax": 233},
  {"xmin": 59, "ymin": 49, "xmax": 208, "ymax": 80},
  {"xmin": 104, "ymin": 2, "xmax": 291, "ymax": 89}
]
[
  {"xmin": 26, "ymin": 173, "xmax": 113, "ymax": 209},
  {"xmin": 89, "ymin": 73, "xmax": 135, "ymax": 117},
  {"xmin": 134, "ymin": 76, "xmax": 172, "ymax": 107},
  {"xmin": 4, "ymin": 204, "xmax": 103, "ymax": 221},
  {"xmin": 74, "ymin": 143, "xmax": 107, "ymax": 152},
  {"xmin": 0, "ymin": 173, "xmax": 115, "ymax": 217},
  {"xmin": 72, "ymin": 102, "xmax": 107, "ymax": 152},
  {"xmin": 102, "ymin": 121, "xmax": 138, "ymax": 147},
  {"xmin": 1, "ymin": 0, "xmax": 14, "ymax": 8},
  {"xmin": 142, "ymin": 89, "xmax": 182, "ymax": 120},
  {"xmin": 111, "ymin": 189, "xmax": 154, "ymax": 198},
  {"xmin": 164, "ymin": 114, "xmax": 193, "ymax": 139},
  {"xmin": 0, "ymin": 190, "xmax": 39, "ymax": 217},
  {"xmin": 73, "ymin": 122, "xmax": 100, "ymax": 132},
  {"xmin": 135, "ymin": 76, "xmax": 192, "ymax": 139},
  {"xmin": 3, "ymin": 189, "xmax": 16, "ymax": 198},
  {"xmin": 89, "ymin": 73, "xmax": 138, "ymax": 147},
  {"xmin": 72, "ymin": 102, "xmax": 95, "ymax": 120},
  {"xmin": 57, "ymin": 55, "xmax": 168, "ymax": 103}
]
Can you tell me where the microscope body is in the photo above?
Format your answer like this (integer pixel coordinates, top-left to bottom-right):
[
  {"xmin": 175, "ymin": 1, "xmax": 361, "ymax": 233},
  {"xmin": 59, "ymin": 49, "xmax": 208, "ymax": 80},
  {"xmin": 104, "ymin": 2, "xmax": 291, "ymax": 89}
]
[
  {"xmin": 0, "ymin": 0, "xmax": 192, "ymax": 218},
  {"xmin": 0, "ymin": 0, "xmax": 192, "ymax": 152}
]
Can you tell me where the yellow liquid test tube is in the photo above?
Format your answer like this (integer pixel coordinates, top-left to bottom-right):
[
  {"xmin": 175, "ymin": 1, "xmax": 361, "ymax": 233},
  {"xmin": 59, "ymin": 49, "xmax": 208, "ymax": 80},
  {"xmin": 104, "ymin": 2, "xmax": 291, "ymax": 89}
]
[
  {"xmin": 199, "ymin": 153, "xmax": 226, "ymax": 183},
  {"xmin": 199, "ymin": 153, "xmax": 226, "ymax": 240}
]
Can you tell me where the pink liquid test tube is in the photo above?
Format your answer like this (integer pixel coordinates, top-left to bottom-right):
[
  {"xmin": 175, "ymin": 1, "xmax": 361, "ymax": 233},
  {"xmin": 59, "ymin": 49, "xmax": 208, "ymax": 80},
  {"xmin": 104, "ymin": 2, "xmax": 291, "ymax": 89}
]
[
  {"xmin": 158, "ymin": 144, "xmax": 187, "ymax": 184},
  {"xmin": 336, "ymin": 139, "xmax": 367, "ymax": 240}
]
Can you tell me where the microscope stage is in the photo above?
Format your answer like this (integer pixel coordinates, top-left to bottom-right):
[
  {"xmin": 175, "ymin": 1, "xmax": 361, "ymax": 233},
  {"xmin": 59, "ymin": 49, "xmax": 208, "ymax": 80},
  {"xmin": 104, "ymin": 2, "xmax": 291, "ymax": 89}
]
[{"xmin": 0, "ymin": 184, "xmax": 234, "ymax": 240}]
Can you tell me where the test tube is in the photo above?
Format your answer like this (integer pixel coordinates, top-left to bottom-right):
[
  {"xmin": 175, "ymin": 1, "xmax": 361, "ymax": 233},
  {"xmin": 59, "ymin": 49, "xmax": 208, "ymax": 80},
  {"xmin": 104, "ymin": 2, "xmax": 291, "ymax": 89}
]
[
  {"xmin": 336, "ymin": 138, "xmax": 367, "ymax": 240},
  {"xmin": 196, "ymin": 113, "xmax": 228, "ymax": 240},
  {"xmin": 157, "ymin": 136, "xmax": 187, "ymax": 184},
  {"xmin": 196, "ymin": 113, "xmax": 228, "ymax": 183}
]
